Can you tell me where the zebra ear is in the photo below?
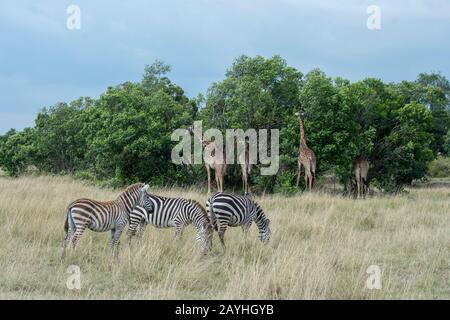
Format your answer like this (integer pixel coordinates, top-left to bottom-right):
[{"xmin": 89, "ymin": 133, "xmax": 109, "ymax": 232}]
[
  {"xmin": 266, "ymin": 219, "xmax": 271, "ymax": 225},
  {"xmin": 142, "ymin": 184, "xmax": 149, "ymax": 192}
]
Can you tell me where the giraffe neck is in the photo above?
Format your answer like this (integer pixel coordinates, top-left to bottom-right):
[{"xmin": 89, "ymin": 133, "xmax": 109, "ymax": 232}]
[
  {"xmin": 299, "ymin": 116, "xmax": 308, "ymax": 147},
  {"xmin": 192, "ymin": 129, "xmax": 210, "ymax": 146}
]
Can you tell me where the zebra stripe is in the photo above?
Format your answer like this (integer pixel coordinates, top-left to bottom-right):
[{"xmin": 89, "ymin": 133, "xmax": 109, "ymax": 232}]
[
  {"xmin": 128, "ymin": 193, "xmax": 213, "ymax": 254},
  {"xmin": 61, "ymin": 183, "xmax": 148, "ymax": 259},
  {"xmin": 206, "ymin": 192, "xmax": 271, "ymax": 248}
]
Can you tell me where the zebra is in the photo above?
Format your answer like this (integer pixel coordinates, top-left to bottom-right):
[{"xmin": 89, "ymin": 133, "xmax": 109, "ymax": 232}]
[
  {"xmin": 206, "ymin": 192, "xmax": 271, "ymax": 249},
  {"xmin": 127, "ymin": 192, "xmax": 213, "ymax": 254},
  {"xmin": 61, "ymin": 183, "xmax": 149, "ymax": 259}
]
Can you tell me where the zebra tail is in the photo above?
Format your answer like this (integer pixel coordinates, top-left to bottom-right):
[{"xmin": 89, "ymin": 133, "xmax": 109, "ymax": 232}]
[
  {"xmin": 206, "ymin": 199, "xmax": 217, "ymax": 231},
  {"xmin": 64, "ymin": 208, "xmax": 70, "ymax": 232}
]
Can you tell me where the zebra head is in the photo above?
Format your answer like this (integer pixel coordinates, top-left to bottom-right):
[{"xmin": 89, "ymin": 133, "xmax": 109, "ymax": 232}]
[
  {"xmin": 258, "ymin": 218, "xmax": 271, "ymax": 244},
  {"xmin": 197, "ymin": 225, "xmax": 213, "ymax": 255},
  {"xmin": 139, "ymin": 185, "xmax": 154, "ymax": 215},
  {"xmin": 203, "ymin": 220, "xmax": 214, "ymax": 253},
  {"xmin": 196, "ymin": 211, "xmax": 213, "ymax": 254}
]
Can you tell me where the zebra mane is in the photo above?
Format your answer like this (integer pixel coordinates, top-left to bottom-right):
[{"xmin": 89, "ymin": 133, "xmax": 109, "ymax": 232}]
[
  {"xmin": 118, "ymin": 183, "xmax": 144, "ymax": 197},
  {"xmin": 116, "ymin": 183, "xmax": 146, "ymax": 205},
  {"xmin": 255, "ymin": 202, "xmax": 268, "ymax": 221}
]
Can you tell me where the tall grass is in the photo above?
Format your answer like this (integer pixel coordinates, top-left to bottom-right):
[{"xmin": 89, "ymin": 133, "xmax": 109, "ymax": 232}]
[{"xmin": 0, "ymin": 175, "xmax": 448, "ymax": 299}]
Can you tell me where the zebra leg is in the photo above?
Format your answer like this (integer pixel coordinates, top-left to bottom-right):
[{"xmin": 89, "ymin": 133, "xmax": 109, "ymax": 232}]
[
  {"xmin": 137, "ymin": 221, "xmax": 147, "ymax": 239},
  {"xmin": 71, "ymin": 224, "xmax": 88, "ymax": 251},
  {"xmin": 62, "ymin": 211, "xmax": 75, "ymax": 260},
  {"xmin": 242, "ymin": 221, "xmax": 252, "ymax": 235},
  {"xmin": 241, "ymin": 221, "xmax": 252, "ymax": 243},
  {"xmin": 174, "ymin": 224, "xmax": 184, "ymax": 241},
  {"xmin": 127, "ymin": 216, "xmax": 141, "ymax": 243},
  {"xmin": 217, "ymin": 226, "xmax": 227, "ymax": 250},
  {"xmin": 110, "ymin": 227, "xmax": 124, "ymax": 259},
  {"xmin": 61, "ymin": 228, "xmax": 74, "ymax": 260}
]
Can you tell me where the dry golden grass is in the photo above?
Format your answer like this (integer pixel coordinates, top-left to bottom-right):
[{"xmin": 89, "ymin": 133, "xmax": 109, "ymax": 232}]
[{"xmin": 0, "ymin": 174, "xmax": 448, "ymax": 299}]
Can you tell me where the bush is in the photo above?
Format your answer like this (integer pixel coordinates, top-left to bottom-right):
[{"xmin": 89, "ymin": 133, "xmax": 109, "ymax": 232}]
[
  {"xmin": 428, "ymin": 157, "xmax": 450, "ymax": 178},
  {"xmin": 0, "ymin": 59, "xmax": 446, "ymax": 193}
]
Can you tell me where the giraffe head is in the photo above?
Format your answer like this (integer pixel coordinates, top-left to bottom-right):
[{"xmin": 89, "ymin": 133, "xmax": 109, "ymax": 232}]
[
  {"xmin": 295, "ymin": 108, "xmax": 307, "ymax": 119},
  {"xmin": 186, "ymin": 125, "xmax": 194, "ymax": 135},
  {"xmin": 186, "ymin": 125, "xmax": 207, "ymax": 146}
]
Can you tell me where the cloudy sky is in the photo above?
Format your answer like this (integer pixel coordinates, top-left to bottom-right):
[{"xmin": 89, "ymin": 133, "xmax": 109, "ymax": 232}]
[{"xmin": 0, "ymin": 0, "xmax": 449, "ymax": 133}]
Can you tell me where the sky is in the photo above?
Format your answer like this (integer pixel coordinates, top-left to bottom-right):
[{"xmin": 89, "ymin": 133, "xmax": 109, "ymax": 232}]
[{"xmin": 0, "ymin": 0, "xmax": 449, "ymax": 134}]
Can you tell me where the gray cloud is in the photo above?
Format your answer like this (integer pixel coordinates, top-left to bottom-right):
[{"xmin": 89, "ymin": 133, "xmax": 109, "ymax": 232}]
[{"xmin": 0, "ymin": 0, "xmax": 449, "ymax": 133}]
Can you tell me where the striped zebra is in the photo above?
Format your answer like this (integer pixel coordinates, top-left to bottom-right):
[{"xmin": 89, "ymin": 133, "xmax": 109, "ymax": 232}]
[
  {"xmin": 206, "ymin": 192, "xmax": 271, "ymax": 249},
  {"xmin": 127, "ymin": 192, "xmax": 213, "ymax": 254},
  {"xmin": 61, "ymin": 183, "xmax": 149, "ymax": 259}
]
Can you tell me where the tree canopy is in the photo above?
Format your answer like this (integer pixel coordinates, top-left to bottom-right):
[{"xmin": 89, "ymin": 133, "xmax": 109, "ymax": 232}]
[{"xmin": 0, "ymin": 57, "xmax": 448, "ymax": 193}]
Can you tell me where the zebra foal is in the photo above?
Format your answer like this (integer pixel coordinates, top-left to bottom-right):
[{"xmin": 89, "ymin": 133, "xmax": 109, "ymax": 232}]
[
  {"xmin": 206, "ymin": 192, "xmax": 271, "ymax": 249},
  {"xmin": 61, "ymin": 183, "xmax": 149, "ymax": 259}
]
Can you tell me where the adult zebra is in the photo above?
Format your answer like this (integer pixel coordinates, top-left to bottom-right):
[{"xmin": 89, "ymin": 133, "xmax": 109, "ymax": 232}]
[
  {"xmin": 127, "ymin": 192, "xmax": 213, "ymax": 254},
  {"xmin": 61, "ymin": 183, "xmax": 149, "ymax": 259},
  {"xmin": 206, "ymin": 192, "xmax": 271, "ymax": 249}
]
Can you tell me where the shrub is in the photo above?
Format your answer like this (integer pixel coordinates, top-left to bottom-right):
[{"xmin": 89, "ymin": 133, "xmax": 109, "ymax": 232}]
[{"xmin": 428, "ymin": 156, "xmax": 450, "ymax": 178}]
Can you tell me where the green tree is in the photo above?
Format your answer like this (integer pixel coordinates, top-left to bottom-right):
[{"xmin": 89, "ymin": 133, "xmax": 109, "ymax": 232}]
[
  {"xmin": 82, "ymin": 76, "xmax": 196, "ymax": 186},
  {"xmin": 32, "ymin": 99, "xmax": 90, "ymax": 174},
  {"xmin": 396, "ymin": 72, "xmax": 450, "ymax": 155},
  {"xmin": 0, "ymin": 128, "xmax": 35, "ymax": 176},
  {"xmin": 202, "ymin": 55, "xmax": 303, "ymax": 192},
  {"xmin": 299, "ymin": 71, "xmax": 376, "ymax": 188}
]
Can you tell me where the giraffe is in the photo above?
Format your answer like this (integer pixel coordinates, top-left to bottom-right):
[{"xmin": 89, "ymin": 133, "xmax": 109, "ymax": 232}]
[
  {"xmin": 237, "ymin": 137, "xmax": 252, "ymax": 195},
  {"xmin": 295, "ymin": 109, "xmax": 317, "ymax": 191},
  {"xmin": 352, "ymin": 155, "xmax": 369, "ymax": 199},
  {"xmin": 187, "ymin": 126, "xmax": 226, "ymax": 194}
]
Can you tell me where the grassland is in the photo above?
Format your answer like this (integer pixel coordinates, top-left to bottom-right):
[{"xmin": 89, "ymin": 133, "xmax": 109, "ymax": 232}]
[{"xmin": 0, "ymin": 174, "xmax": 448, "ymax": 299}]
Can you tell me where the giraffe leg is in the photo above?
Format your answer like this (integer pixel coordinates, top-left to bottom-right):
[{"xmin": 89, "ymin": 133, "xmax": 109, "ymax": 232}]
[
  {"xmin": 304, "ymin": 170, "xmax": 309, "ymax": 191},
  {"xmin": 309, "ymin": 172, "xmax": 313, "ymax": 191},
  {"xmin": 360, "ymin": 179, "xmax": 363, "ymax": 198},
  {"xmin": 215, "ymin": 170, "xmax": 222, "ymax": 192},
  {"xmin": 357, "ymin": 178, "xmax": 361, "ymax": 199},
  {"xmin": 356, "ymin": 177, "xmax": 359, "ymax": 199},
  {"xmin": 206, "ymin": 165, "xmax": 211, "ymax": 194},
  {"xmin": 246, "ymin": 165, "xmax": 251, "ymax": 195},
  {"xmin": 242, "ymin": 166, "xmax": 248, "ymax": 195},
  {"xmin": 296, "ymin": 161, "xmax": 302, "ymax": 187},
  {"xmin": 362, "ymin": 178, "xmax": 367, "ymax": 198},
  {"xmin": 216, "ymin": 166, "xmax": 223, "ymax": 192},
  {"xmin": 241, "ymin": 166, "xmax": 245, "ymax": 194}
]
